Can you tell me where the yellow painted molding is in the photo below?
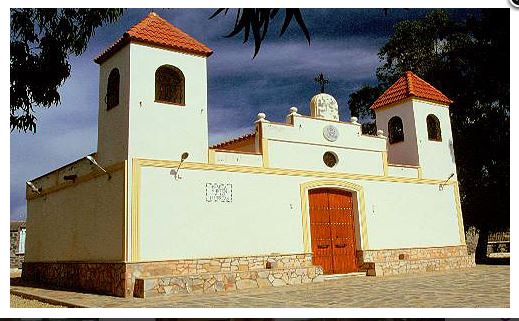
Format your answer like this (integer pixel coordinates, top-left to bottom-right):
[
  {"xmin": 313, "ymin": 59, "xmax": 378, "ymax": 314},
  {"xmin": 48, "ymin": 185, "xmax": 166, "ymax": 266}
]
[
  {"xmin": 417, "ymin": 167, "xmax": 423, "ymax": 179},
  {"xmin": 130, "ymin": 157, "xmax": 463, "ymax": 261},
  {"xmin": 208, "ymin": 149, "xmax": 216, "ymax": 164},
  {"xmin": 382, "ymin": 151, "xmax": 388, "ymax": 177},
  {"xmin": 26, "ymin": 161, "xmax": 125, "ymax": 200},
  {"xmin": 131, "ymin": 158, "xmax": 142, "ymax": 262},
  {"xmin": 261, "ymin": 138, "xmax": 269, "ymax": 168},
  {"xmin": 452, "ymin": 182, "xmax": 466, "ymax": 245},
  {"xmin": 123, "ymin": 160, "xmax": 128, "ymax": 262},
  {"xmin": 300, "ymin": 180, "xmax": 369, "ymax": 252},
  {"xmin": 136, "ymin": 157, "xmax": 450, "ymax": 186}
]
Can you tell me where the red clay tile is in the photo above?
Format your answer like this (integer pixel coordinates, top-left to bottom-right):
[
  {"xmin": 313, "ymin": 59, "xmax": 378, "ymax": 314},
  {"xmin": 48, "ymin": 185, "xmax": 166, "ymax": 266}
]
[
  {"xmin": 95, "ymin": 12, "xmax": 212, "ymax": 64},
  {"xmin": 370, "ymin": 71, "xmax": 453, "ymax": 110},
  {"xmin": 211, "ymin": 132, "xmax": 256, "ymax": 150}
]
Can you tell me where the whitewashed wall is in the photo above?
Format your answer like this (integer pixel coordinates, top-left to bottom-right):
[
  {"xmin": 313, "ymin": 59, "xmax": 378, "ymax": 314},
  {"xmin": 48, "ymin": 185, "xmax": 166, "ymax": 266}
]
[
  {"xmin": 97, "ymin": 45, "xmax": 130, "ymax": 167},
  {"xmin": 138, "ymin": 166, "xmax": 463, "ymax": 261},
  {"xmin": 128, "ymin": 43, "xmax": 209, "ymax": 163},
  {"xmin": 412, "ymin": 100, "xmax": 458, "ymax": 180},
  {"xmin": 375, "ymin": 100, "xmax": 420, "ymax": 166},
  {"xmin": 25, "ymin": 168, "xmax": 125, "ymax": 262}
]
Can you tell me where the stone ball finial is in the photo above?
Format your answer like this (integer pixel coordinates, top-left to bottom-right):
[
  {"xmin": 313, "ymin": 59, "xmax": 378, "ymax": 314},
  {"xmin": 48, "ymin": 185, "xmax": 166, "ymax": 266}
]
[
  {"xmin": 350, "ymin": 116, "xmax": 359, "ymax": 124},
  {"xmin": 255, "ymin": 112, "xmax": 269, "ymax": 123},
  {"xmin": 290, "ymin": 107, "xmax": 298, "ymax": 114},
  {"xmin": 377, "ymin": 129, "xmax": 385, "ymax": 137}
]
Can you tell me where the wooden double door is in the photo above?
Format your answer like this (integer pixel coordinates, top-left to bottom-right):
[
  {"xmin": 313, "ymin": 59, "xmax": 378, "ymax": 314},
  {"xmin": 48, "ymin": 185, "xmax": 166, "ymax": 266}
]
[{"xmin": 309, "ymin": 188, "xmax": 358, "ymax": 274}]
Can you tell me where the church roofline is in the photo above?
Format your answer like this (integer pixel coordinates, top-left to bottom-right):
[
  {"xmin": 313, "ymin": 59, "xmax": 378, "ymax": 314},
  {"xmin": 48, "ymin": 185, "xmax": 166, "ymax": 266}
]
[
  {"xmin": 210, "ymin": 132, "xmax": 256, "ymax": 150},
  {"xmin": 94, "ymin": 12, "xmax": 213, "ymax": 64},
  {"xmin": 370, "ymin": 71, "xmax": 453, "ymax": 110}
]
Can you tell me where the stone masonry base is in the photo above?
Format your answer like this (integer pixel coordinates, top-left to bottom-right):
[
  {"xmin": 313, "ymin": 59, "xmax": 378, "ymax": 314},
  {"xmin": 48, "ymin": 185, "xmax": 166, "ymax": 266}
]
[
  {"xmin": 21, "ymin": 246, "xmax": 475, "ymax": 297},
  {"xmin": 134, "ymin": 266, "xmax": 323, "ymax": 298},
  {"xmin": 358, "ymin": 245, "xmax": 476, "ymax": 276},
  {"xmin": 22, "ymin": 253, "xmax": 322, "ymax": 297}
]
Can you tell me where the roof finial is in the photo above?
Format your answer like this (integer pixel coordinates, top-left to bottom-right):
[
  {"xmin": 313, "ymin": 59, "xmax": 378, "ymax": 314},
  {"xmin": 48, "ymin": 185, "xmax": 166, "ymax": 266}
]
[{"xmin": 314, "ymin": 72, "xmax": 329, "ymax": 94}]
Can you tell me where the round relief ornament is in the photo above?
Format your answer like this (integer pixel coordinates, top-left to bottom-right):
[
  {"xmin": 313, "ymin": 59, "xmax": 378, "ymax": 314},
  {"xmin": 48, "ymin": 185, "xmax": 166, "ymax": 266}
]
[{"xmin": 323, "ymin": 125, "xmax": 339, "ymax": 142}]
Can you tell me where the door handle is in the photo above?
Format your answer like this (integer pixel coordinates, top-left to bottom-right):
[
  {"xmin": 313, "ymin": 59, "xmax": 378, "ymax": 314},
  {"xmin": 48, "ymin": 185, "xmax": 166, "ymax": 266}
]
[
  {"xmin": 335, "ymin": 243, "xmax": 346, "ymax": 248},
  {"xmin": 317, "ymin": 244, "xmax": 330, "ymax": 249}
]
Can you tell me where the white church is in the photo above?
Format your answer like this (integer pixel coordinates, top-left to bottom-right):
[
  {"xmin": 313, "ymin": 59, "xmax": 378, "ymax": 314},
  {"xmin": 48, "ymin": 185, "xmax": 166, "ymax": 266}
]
[{"xmin": 23, "ymin": 12, "xmax": 474, "ymax": 298}]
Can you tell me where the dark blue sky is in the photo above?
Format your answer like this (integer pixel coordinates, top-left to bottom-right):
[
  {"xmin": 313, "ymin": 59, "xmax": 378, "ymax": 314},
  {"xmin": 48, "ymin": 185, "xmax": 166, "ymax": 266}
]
[{"xmin": 10, "ymin": 8, "xmax": 477, "ymax": 220}]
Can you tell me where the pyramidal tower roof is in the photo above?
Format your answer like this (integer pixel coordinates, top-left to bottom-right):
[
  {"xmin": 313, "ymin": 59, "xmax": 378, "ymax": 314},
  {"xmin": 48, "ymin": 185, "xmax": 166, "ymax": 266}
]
[
  {"xmin": 370, "ymin": 71, "xmax": 453, "ymax": 110},
  {"xmin": 95, "ymin": 12, "xmax": 213, "ymax": 64}
]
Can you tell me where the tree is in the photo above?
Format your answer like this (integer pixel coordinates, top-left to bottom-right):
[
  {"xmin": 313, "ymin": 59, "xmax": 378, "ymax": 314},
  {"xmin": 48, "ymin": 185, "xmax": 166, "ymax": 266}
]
[
  {"xmin": 209, "ymin": 9, "xmax": 311, "ymax": 58},
  {"xmin": 348, "ymin": 9, "xmax": 510, "ymax": 261},
  {"xmin": 10, "ymin": 9, "xmax": 124, "ymax": 132},
  {"xmin": 10, "ymin": 8, "xmax": 311, "ymax": 133}
]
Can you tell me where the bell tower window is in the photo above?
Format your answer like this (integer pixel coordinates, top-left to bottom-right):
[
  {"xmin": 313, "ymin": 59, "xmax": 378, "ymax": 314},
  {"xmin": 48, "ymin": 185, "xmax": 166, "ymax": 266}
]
[
  {"xmin": 106, "ymin": 68, "xmax": 120, "ymax": 110},
  {"xmin": 155, "ymin": 65, "xmax": 185, "ymax": 105},
  {"xmin": 388, "ymin": 116, "xmax": 404, "ymax": 144},
  {"xmin": 426, "ymin": 114, "xmax": 442, "ymax": 141}
]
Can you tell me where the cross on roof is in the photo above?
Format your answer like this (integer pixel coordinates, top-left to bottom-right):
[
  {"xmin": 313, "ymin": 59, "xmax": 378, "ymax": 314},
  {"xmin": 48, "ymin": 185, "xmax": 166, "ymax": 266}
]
[{"xmin": 314, "ymin": 73, "xmax": 329, "ymax": 94}]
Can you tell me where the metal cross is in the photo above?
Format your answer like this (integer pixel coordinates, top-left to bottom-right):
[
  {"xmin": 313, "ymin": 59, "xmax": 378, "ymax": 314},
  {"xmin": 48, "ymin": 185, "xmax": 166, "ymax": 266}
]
[{"xmin": 314, "ymin": 72, "xmax": 329, "ymax": 93}]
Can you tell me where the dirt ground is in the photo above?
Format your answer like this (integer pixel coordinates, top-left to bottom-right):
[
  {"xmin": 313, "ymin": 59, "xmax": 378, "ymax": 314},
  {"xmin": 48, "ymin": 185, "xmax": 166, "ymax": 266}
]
[{"xmin": 10, "ymin": 294, "xmax": 66, "ymax": 308}]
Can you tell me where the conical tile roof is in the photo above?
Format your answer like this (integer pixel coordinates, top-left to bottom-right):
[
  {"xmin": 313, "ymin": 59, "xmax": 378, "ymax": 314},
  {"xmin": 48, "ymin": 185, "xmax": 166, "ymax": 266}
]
[
  {"xmin": 370, "ymin": 71, "xmax": 453, "ymax": 109},
  {"xmin": 95, "ymin": 12, "xmax": 213, "ymax": 64}
]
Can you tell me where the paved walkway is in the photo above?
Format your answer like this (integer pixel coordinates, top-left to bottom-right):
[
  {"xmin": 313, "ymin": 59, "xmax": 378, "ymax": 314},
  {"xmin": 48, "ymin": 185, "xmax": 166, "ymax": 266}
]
[{"xmin": 11, "ymin": 265, "xmax": 509, "ymax": 308}]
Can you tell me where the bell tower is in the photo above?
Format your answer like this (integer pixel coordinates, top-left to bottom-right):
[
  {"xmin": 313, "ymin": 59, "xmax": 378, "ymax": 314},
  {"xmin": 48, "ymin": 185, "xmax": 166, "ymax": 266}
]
[
  {"xmin": 372, "ymin": 71, "xmax": 457, "ymax": 180},
  {"xmin": 94, "ymin": 12, "xmax": 213, "ymax": 166}
]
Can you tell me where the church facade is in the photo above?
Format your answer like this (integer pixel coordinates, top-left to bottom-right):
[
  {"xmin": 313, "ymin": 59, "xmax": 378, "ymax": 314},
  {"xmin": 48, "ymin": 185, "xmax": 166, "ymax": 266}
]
[{"xmin": 23, "ymin": 13, "xmax": 474, "ymax": 298}]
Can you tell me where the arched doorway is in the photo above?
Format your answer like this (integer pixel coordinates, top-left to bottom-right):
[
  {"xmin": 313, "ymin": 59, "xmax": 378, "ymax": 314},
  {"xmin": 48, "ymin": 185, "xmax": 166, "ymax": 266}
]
[{"xmin": 308, "ymin": 188, "xmax": 358, "ymax": 274}]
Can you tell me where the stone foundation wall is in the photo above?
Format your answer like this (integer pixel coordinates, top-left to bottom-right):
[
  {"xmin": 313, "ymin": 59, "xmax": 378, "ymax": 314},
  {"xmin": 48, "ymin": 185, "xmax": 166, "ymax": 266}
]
[
  {"xmin": 134, "ymin": 266, "xmax": 323, "ymax": 298},
  {"xmin": 22, "ymin": 253, "xmax": 315, "ymax": 297},
  {"xmin": 125, "ymin": 253, "xmax": 313, "ymax": 297},
  {"xmin": 358, "ymin": 245, "xmax": 475, "ymax": 276},
  {"xmin": 22, "ymin": 262, "xmax": 127, "ymax": 297}
]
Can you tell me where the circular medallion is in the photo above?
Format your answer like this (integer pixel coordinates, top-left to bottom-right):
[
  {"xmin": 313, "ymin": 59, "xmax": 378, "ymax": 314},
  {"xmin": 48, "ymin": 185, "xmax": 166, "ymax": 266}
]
[
  {"xmin": 323, "ymin": 125, "xmax": 339, "ymax": 142},
  {"xmin": 323, "ymin": 151, "xmax": 339, "ymax": 168}
]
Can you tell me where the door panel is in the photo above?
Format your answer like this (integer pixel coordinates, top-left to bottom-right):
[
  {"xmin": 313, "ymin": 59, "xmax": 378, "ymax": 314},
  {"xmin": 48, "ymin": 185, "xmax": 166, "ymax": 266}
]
[
  {"xmin": 309, "ymin": 188, "xmax": 357, "ymax": 274},
  {"xmin": 309, "ymin": 190, "xmax": 333, "ymax": 274}
]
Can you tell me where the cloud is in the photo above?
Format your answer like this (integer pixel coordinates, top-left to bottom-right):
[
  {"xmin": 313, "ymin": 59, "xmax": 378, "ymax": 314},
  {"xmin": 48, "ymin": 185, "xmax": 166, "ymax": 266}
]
[{"xmin": 10, "ymin": 8, "xmax": 477, "ymax": 220}]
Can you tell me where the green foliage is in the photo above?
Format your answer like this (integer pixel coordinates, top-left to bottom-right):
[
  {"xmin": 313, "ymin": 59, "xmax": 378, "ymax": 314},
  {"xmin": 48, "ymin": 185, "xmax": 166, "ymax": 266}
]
[
  {"xmin": 10, "ymin": 8, "xmax": 124, "ymax": 132},
  {"xmin": 209, "ymin": 9, "xmax": 311, "ymax": 58},
  {"xmin": 348, "ymin": 9, "xmax": 510, "ymax": 233}
]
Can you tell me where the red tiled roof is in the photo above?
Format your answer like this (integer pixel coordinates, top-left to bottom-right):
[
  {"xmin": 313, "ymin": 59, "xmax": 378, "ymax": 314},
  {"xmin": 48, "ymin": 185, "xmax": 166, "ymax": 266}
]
[
  {"xmin": 370, "ymin": 71, "xmax": 453, "ymax": 110},
  {"xmin": 210, "ymin": 132, "xmax": 256, "ymax": 150},
  {"xmin": 95, "ymin": 12, "xmax": 213, "ymax": 64}
]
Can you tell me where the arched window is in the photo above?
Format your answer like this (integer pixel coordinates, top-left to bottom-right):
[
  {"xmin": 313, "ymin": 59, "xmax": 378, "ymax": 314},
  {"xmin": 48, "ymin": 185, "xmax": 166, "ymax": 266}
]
[
  {"xmin": 388, "ymin": 116, "xmax": 404, "ymax": 144},
  {"xmin": 426, "ymin": 114, "xmax": 442, "ymax": 141},
  {"xmin": 106, "ymin": 68, "xmax": 120, "ymax": 110},
  {"xmin": 155, "ymin": 65, "xmax": 185, "ymax": 105}
]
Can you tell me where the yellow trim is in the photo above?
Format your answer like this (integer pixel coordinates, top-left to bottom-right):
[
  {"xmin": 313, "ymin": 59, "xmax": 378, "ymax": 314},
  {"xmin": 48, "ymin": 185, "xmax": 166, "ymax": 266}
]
[
  {"xmin": 131, "ymin": 158, "xmax": 142, "ymax": 262},
  {"xmin": 261, "ymin": 138, "xmax": 269, "ymax": 168},
  {"xmin": 417, "ymin": 167, "xmax": 423, "ymax": 179},
  {"xmin": 387, "ymin": 163, "xmax": 420, "ymax": 168},
  {"xmin": 452, "ymin": 182, "xmax": 466, "ymax": 244},
  {"xmin": 300, "ymin": 180, "xmax": 369, "ymax": 252},
  {"xmin": 130, "ymin": 157, "xmax": 464, "ymax": 262},
  {"xmin": 123, "ymin": 160, "xmax": 128, "ymax": 262},
  {"xmin": 26, "ymin": 161, "xmax": 124, "ymax": 200},
  {"xmin": 382, "ymin": 151, "xmax": 388, "ymax": 176},
  {"xmin": 136, "ymin": 158, "xmax": 448, "ymax": 185},
  {"xmin": 208, "ymin": 149, "xmax": 216, "ymax": 164}
]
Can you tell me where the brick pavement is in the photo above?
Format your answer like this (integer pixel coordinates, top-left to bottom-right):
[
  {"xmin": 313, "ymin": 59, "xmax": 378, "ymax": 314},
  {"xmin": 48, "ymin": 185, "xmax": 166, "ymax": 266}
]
[{"xmin": 10, "ymin": 265, "xmax": 509, "ymax": 308}]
